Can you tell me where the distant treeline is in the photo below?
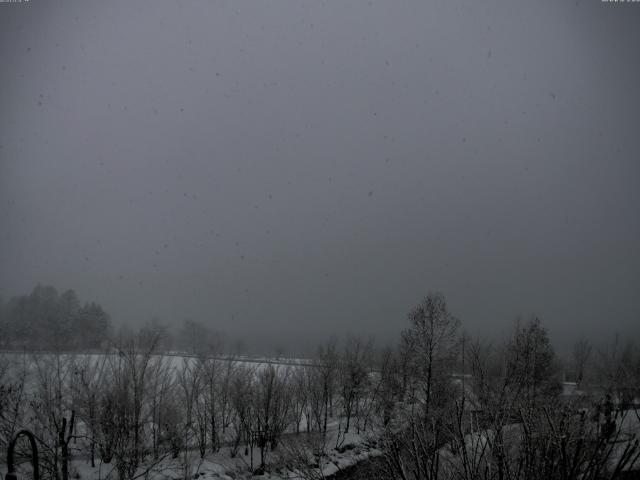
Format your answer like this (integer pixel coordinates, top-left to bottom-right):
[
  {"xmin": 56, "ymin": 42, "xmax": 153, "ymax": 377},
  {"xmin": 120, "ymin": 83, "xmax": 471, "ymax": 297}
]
[
  {"xmin": 0, "ymin": 284, "xmax": 228, "ymax": 354},
  {"xmin": 0, "ymin": 284, "xmax": 112, "ymax": 351}
]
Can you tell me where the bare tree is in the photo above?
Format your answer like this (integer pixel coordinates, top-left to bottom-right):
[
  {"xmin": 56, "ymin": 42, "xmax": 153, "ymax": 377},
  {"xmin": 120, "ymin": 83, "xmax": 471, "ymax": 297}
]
[
  {"xmin": 306, "ymin": 365, "xmax": 325, "ymax": 434},
  {"xmin": 71, "ymin": 353, "xmax": 109, "ymax": 467},
  {"xmin": 253, "ymin": 364, "xmax": 293, "ymax": 469},
  {"xmin": 147, "ymin": 354, "xmax": 175, "ymax": 460},
  {"xmin": 573, "ymin": 338, "xmax": 592, "ymax": 388},
  {"xmin": 447, "ymin": 334, "xmax": 640, "ymax": 480},
  {"xmin": 505, "ymin": 317, "xmax": 560, "ymax": 411},
  {"xmin": 176, "ymin": 357, "xmax": 204, "ymax": 478},
  {"xmin": 377, "ymin": 293, "xmax": 461, "ymax": 480},
  {"xmin": 308, "ymin": 338, "xmax": 339, "ymax": 438},
  {"xmin": 229, "ymin": 364, "xmax": 256, "ymax": 467},
  {"xmin": 337, "ymin": 335, "xmax": 373, "ymax": 434},
  {"xmin": 279, "ymin": 432, "xmax": 335, "ymax": 480},
  {"xmin": 291, "ymin": 366, "xmax": 309, "ymax": 434},
  {"xmin": 219, "ymin": 355, "xmax": 237, "ymax": 437},
  {"xmin": 196, "ymin": 340, "xmax": 229, "ymax": 453},
  {"xmin": 596, "ymin": 334, "xmax": 639, "ymax": 406},
  {"xmin": 29, "ymin": 353, "xmax": 77, "ymax": 480},
  {"xmin": 102, "ymin": 328, "xmax": 161, "ymax": 480},
  {"xmin": 0, "ymin": 353, "xmax": 29, "ymax": 457}
]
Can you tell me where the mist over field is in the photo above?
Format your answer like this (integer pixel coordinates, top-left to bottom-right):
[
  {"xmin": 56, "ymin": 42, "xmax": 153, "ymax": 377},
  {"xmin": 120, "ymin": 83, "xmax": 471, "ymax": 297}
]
[
  {"xmin": 1, "ymin": 2, "xmax": 640, "ymax": 480},
  {"xmin": 1, "ymin": 0, "xmax": 639, "ymax": 355}
]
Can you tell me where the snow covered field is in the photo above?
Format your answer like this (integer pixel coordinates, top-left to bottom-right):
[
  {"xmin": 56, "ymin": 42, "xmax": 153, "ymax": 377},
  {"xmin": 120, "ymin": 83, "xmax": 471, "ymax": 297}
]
[{"xmin": 0, "ymin": 351, "xmax": 381, "ymax": 480}]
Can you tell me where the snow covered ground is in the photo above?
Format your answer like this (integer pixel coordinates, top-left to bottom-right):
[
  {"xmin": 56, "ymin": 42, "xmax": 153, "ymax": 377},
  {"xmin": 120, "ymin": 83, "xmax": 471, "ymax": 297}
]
[
  {"xmin": 0, "ymin": 352, "xmax": 379, "ymax": 480},
  {"xmin": 13, "ymin": 423, "xmax": 381, "ymax": 480}
]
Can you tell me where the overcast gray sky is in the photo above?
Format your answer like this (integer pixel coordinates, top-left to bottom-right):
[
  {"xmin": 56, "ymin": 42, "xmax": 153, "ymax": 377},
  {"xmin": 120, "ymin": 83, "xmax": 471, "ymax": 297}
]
[{"xmin": 1, "ymin": 0, "xmax": 639, "ymax": 354}]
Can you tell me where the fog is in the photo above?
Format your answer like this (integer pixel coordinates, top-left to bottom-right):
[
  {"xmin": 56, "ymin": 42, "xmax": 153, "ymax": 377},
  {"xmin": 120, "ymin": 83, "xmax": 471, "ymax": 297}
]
[{"xmin": 1, "ymin": 0, "xmax": 639, "ymax": 354}]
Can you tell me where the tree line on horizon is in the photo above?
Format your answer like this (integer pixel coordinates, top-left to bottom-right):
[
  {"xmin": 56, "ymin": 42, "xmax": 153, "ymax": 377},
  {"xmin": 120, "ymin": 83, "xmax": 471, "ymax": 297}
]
[
  {"xmin": 0, "ymin": 285, "xmax": 112, "ymax": 351},
  {"xmin": 0, "ymin": 284, "xmax": 289, "ymax": 356},
  {"xmin": 1, "ymin": 291, "xmax": 639, "ymax": 480},
  {"xmin": 0, "ymin": 285, "xmax": 233, "ymax": 354}
]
